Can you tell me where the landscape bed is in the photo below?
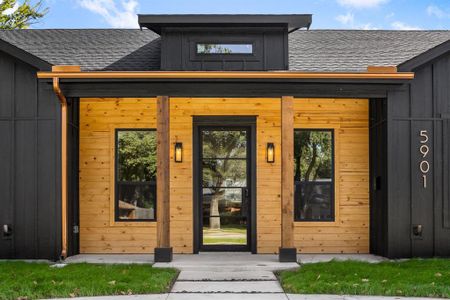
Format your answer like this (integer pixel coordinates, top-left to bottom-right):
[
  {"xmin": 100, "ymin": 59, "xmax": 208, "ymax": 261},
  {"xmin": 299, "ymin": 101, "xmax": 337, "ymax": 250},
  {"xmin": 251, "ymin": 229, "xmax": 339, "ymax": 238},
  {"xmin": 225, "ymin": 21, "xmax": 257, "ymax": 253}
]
[
  {"xmin": 0, "ymin": 261, "xmax": 177, "ymax": 300},
  {"xmin": 279, "ymin": 259, "xmax": 450, "ymax": 298}
]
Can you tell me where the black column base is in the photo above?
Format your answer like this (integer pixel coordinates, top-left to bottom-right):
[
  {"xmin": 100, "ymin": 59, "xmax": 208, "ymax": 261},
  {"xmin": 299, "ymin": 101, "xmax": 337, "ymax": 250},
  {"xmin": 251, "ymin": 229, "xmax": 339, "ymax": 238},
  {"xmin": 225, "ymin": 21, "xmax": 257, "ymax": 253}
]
[
  {"xmin": 279, "ymin": 247, "xmax": 297, "ymax": 262},
  {"xmin": 154, "ymin": 247, "xmax": 173, "ymax": 262}
]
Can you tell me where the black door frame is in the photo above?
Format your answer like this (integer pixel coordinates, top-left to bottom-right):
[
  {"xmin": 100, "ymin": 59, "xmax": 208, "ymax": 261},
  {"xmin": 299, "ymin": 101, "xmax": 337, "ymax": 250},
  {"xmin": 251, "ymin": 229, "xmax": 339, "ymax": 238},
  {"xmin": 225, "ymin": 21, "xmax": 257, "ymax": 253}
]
[{"xmin": 193, "ymin": 116, "xmax": 257, "ymax": 253}]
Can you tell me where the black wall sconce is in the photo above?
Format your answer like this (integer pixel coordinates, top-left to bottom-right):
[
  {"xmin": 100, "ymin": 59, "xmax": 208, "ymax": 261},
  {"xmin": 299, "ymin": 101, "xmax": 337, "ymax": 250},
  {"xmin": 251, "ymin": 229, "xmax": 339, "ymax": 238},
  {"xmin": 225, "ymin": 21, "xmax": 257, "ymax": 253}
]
[
  {"xmin": 175, "ymin": 142, "xmax": 183, "ymax": 163},
  {"xmin": 267, "ymin": 143, "xmax": 275, "ymax": 163}
]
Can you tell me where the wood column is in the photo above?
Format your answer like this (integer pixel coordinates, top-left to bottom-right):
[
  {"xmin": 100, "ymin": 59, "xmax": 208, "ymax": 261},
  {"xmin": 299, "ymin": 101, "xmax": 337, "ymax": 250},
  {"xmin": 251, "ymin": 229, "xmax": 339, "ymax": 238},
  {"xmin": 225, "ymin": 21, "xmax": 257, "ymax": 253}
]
[
  {"xmin": 280, "ymin": 96, "xmax": 296, "ymax": 261},
  {"xmin": 155, "ymin": 96, "xmax": 172, "ymax": 261}
]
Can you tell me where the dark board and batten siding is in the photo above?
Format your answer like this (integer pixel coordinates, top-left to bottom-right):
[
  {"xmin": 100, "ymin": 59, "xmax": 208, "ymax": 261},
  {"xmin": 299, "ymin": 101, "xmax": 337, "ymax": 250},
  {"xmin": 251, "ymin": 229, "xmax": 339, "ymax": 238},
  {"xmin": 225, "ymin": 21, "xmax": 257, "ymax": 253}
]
[
  {"xmin": 160, "ymin": 27, "xmax": 288, "ymax": 71},
  {"xmin": 0, "ymin": 50, "xmax": 61, "ymax": 260},
  {"xmin": 384, "ymin": 51, "xmax": 450, "ymax": 258}
]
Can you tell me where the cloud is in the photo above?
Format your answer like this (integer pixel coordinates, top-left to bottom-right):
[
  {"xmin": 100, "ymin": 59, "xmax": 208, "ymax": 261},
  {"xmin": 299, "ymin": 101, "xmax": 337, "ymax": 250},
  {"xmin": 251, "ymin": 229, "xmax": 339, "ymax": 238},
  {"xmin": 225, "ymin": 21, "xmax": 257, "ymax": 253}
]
[
  {"xmin": 359, "ymin": 23, "xmax": 379, "ymax": 30},
  {"xmin": 78, "ymin": 0, "xmax": 139, "ymax": 28},
  {"xmin": 2, "ymin": 2, "xmax": 19, "ymax": 16},
  {"xmin": 391, "ymin": 21, "xmax": 421, "ymax": 30},
  {"xmin": 337, "ymin": 0, "xmax": 389, "ymax": 9},
  {"xmin": 427, "ymin": 5, "xmax": 450, "ymax": 19},
  {"xmin": 335, "ymin": 12, "xmax": 354, "ymax": 25}
]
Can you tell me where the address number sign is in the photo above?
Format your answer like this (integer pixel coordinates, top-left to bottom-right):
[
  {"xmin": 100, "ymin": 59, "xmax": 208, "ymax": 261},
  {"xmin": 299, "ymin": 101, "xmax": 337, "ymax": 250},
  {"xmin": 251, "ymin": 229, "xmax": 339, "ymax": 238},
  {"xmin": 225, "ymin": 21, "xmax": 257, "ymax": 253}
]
[{"xmin": 419, "ymin": 130, "xmax": 430, "ymax": 188}]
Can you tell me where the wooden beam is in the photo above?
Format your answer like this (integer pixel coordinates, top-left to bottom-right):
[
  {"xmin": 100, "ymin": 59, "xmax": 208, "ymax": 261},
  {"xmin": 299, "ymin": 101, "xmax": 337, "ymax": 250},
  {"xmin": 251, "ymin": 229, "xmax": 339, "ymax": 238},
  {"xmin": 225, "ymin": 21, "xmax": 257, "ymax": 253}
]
[
  {"xmin": 156, "ymin": 96, "xmax": 170, "ymax": 248},
  {"xmin": 367, "ymin": 66, "xmax": 397, "ymax": 73},
  {"xmin": 281, "ymin": 96, "xmax": 294, "ymax": 249},
  {"xmin": 37, "ymin": 70, "xmax": 415, "ymax": 80}
]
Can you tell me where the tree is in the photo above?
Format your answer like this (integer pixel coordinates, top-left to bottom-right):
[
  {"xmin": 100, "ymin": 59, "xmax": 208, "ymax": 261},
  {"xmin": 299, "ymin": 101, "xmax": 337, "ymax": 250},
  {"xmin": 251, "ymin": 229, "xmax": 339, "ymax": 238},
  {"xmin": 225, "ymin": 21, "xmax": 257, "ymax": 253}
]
[
  {"xmin": 202, "ymin": 130, "xmax": 247, "ymax": 229},
  {"xmin": 0, "ymin": 0, "xmax": 48, "ymax": 29}
]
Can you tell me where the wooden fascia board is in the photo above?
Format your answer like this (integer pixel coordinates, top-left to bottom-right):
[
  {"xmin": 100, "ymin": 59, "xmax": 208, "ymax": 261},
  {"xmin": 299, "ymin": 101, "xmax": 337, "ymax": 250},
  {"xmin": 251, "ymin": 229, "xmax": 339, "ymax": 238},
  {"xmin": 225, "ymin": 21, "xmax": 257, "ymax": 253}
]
[{"xmin": 37, "ymin": 71, "xmax": 415, "ymax": 80}]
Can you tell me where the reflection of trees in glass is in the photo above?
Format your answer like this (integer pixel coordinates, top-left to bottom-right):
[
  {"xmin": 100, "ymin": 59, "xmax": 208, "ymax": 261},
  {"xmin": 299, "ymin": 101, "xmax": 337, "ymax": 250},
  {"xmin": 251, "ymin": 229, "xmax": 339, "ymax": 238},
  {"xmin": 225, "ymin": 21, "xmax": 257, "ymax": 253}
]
[
  {"xmin": 118, "ymin": 131, "xmax": 156, "ymax": 182},
  {"xmin": 202, "ymin": 130, "xmax": 247, "ymax": 229},
  {"xmin": 117, "ymin": 130, "xmax": 157, "ymax": 217},
  {"xmin": 197, "ymin": 44, "xmax": 252, "ymax": 54},
  {"xmin": 294, "ymin": 130, "xmax": 333, "ymax": 218}
]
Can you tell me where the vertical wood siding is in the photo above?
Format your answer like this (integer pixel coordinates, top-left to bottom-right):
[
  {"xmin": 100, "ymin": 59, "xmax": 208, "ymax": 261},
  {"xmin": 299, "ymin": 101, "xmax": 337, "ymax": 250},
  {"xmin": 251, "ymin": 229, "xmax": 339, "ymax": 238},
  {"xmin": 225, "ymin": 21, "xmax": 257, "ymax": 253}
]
[
  {"xmin": 293, "ymin": 98, "xmax": 370, "ymax": 254},
  {"xmin": 79, "ymin": 98, "xmax": 157, "ymax": 253},
  {"xmin": 78, "ymin": 97, "xmax": 369, "ymax": 254},
  {"xmin": 170, "ymin": 98, "xmax": 282, "ymax": 253},
  {"xmin": 0, "ymin": 51, "xmax": 60, "ymax": 260}
]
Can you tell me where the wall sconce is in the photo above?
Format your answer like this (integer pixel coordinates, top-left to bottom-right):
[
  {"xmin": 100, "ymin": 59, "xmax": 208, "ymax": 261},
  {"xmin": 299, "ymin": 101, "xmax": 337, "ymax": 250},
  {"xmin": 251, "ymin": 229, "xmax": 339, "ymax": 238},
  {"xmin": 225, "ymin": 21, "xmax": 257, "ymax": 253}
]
[
  {"xmin": 175, "ymin": 142, "xmax": 183, "ymax": 163},
  {"xmin": 267, "ymin": 143, "xmax": 275, "ymax": 163}
]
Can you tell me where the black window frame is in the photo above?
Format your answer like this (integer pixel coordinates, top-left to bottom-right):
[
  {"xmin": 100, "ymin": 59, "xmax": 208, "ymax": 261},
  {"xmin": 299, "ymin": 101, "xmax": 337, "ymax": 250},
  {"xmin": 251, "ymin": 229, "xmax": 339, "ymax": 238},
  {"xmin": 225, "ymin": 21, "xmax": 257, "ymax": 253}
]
[
  {"xmin": 294, "ymin": 128, "xmax": 335, "ymax": 222},
  {"xmin": 114, "ymin": 128, "xmax": 157, "ymax": 222}
]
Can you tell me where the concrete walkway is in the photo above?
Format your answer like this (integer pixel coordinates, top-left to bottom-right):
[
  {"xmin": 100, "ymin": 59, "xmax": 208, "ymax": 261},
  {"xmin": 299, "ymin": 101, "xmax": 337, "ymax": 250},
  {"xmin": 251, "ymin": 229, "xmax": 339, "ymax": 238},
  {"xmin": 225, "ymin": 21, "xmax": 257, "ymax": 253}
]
[
  {"xmin": 52, "ymin": 253, "xmax": 436, "ymax": 300},
  {"xmin": 154, "ymin": 253, "xmax": 297, "ymax": 294},
  {"xmin": 52, "ymin": 294, "xmax": 445, "ymax": 300}
]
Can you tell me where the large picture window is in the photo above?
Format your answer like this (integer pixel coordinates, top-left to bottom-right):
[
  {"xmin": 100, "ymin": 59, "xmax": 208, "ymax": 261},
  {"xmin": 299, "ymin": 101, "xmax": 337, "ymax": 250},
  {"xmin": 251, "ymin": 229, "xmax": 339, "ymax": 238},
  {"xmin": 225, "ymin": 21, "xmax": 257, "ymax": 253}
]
[
  {"xmin": 115, "ymin": 129, "xmax": 156, "ymax": 221},
  {"xmin": 294, "ymin": 129, "xmax": 334, "ymax": 222}
]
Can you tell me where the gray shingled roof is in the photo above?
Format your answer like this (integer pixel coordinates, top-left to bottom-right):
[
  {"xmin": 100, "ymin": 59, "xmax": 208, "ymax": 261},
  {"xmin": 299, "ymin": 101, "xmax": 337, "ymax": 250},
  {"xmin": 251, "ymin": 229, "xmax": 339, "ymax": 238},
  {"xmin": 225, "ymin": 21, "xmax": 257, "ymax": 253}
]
[
  {"xmin": 0, "ymin": 29, "xmax": 161, "ymax": 71},
  {"xmin": 289, "ymin": 30, "xmax": 450, "ymax": 72},
  {"xmin": 0, "ymin": 29, "xmax": 449, "ymax": 72}
]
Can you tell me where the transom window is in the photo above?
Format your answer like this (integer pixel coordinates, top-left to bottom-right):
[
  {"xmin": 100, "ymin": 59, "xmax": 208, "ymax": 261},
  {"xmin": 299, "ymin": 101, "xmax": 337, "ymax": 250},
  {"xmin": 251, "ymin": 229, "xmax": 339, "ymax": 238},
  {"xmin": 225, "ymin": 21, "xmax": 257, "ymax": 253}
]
[
  {"xmin": 115, "ymin": 129, "xmax": 156, "ymax": 222},
  {"xmin": 196, "ymin": 43, "xmax": 253, "ymax": 54},
  {"xmin": 294, "ymin": 129, "xmax": 335, "ymax": 222}
]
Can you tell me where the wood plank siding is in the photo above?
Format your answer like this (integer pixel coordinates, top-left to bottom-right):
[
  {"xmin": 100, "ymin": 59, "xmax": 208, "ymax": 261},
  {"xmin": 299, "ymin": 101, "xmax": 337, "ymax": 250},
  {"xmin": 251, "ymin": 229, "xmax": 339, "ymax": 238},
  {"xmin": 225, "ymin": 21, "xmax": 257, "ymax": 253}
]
[
  {"xmin": 293, "ymin": 98, "xmax": 370, "ymax": 254},
  {"xmin": 79, "ymin": 98, "xmax": 157, "ymax": 253},
  {"xmin": 78, "ymin": 97, "xmax": 369, "ymax": 254}
]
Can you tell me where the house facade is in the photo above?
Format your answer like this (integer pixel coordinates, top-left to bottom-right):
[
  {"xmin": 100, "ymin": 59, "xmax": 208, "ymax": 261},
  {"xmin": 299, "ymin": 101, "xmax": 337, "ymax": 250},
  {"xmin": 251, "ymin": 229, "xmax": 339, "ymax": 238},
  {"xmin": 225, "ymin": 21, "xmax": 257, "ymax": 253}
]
[{"xmin": 0, "ymin": 15, "xmax": 449, "ymax": 262}]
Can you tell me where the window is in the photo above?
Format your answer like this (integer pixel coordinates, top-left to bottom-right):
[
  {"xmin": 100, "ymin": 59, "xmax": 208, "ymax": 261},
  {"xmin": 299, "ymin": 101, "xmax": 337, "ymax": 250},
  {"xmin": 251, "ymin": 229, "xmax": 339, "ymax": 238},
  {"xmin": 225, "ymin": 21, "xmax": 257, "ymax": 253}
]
[
  {"xmin": 294, "ymin": 129, "xmax": 334, "ymax": 221},
  {"xmin": 115, "ymin": 129, "xmax": 156, "ymax": 221},
  {"xmin": 197, "ymin": 43, "xmax": 253, "ymax": 54}
]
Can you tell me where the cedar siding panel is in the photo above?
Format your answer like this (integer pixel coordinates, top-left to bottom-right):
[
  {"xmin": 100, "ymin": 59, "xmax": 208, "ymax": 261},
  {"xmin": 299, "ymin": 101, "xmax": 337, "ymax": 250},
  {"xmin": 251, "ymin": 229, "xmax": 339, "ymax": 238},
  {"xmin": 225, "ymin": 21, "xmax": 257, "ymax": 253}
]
[
  {"xmin": 293, "ymin": 98, "xmax": 370, "ymax": 254},
  {"xmin": 79, "ymin": 98, "xmax": 157, "ymax": 253}
]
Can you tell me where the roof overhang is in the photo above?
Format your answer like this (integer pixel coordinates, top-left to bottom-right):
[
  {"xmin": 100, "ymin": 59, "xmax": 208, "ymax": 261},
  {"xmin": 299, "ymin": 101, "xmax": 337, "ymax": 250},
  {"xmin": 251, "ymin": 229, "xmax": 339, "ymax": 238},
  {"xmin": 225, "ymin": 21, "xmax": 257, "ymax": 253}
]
[
  {"xmin": 37, "ymin": 70, "xmax": 414, "ymax": 81},
  {"xmin": 138, "ymin": 14, "xmax": 313, "ymax": 34}
]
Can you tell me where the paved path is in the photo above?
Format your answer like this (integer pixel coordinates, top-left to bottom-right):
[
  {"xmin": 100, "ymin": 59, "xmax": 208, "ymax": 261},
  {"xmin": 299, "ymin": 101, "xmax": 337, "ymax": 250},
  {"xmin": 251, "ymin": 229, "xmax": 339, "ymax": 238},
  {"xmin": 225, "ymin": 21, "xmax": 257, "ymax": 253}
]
[
  {"xmin": 53, "ymin": 294, "xmax": 445, "ymax": 299},
  {"xmin": 154, "ymin": 253, "xmax": 296, "ymax": 294},
  {"xmin": 57, "ymin": 253, "xmax": 432, "ymax": 299}
]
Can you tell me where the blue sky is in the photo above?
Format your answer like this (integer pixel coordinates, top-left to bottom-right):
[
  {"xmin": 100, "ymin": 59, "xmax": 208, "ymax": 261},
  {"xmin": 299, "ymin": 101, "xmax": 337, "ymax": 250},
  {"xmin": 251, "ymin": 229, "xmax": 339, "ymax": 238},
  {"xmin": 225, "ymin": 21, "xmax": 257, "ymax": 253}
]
[{"xmin": 29, "ymin": 0, "xmax": 450, "ymax": 30}]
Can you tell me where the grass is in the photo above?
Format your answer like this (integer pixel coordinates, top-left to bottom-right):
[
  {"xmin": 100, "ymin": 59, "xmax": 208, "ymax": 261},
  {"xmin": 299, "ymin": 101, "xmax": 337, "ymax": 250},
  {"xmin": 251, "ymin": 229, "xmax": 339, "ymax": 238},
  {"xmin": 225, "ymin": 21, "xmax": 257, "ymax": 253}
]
[
  {"xmin": 279, "ymin": 259, "xmax": 450, "ymax": 298},
  {"xmin": 203, "ymin": 237, "xmax": 247, "ymax": 244},
  {"xmin": 0, "ymin": 262, "xmax": 177, "ymax": 300}
]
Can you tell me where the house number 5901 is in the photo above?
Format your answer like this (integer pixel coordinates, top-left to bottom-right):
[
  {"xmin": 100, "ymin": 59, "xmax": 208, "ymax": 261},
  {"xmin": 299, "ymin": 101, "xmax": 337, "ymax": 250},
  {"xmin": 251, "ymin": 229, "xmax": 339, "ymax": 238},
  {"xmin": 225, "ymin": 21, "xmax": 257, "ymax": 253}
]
[{"xmin": 419, "ymin": 130, "xmax": 430, "ymax": 188}]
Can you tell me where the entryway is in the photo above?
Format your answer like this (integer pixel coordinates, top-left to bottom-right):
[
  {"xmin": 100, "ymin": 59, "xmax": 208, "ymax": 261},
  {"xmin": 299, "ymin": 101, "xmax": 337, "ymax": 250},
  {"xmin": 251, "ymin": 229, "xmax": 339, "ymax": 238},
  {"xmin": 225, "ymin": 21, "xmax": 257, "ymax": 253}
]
[{"xmin": 193, "ymin": 117, "xmax": 257, "ymax": 253}]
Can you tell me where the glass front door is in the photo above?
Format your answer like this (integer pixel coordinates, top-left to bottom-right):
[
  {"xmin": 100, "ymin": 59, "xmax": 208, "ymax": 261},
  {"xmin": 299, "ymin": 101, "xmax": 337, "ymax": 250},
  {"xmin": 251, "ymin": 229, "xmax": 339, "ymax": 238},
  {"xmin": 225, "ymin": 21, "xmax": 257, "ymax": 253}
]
[{"xmin": 199, "ymin": 127, "xmax": 251, "ymax": 251}]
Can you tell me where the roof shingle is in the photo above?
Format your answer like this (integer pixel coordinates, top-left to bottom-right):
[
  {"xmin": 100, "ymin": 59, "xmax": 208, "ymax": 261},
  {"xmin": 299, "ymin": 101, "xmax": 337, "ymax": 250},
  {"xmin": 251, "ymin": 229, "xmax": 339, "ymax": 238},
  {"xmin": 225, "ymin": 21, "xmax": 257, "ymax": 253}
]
[{"xmin": 0, "ymin": 28, "xmax": 448, "ymax": 72}]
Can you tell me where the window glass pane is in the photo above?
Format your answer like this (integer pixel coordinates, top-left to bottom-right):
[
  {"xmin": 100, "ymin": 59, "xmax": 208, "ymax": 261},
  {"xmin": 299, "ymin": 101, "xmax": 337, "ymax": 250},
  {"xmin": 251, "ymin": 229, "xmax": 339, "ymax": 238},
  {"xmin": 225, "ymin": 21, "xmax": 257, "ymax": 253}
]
[
  {"xmin": 202, "ymin": 159, "xmax": 247, "ymax": 188},
  {"xmin": 202, "ymin": 130, "xmax": 247, "ymax": 159},
  {"xmin": 117, "ymin": 130, "xmax": 156, "ymax": 182},
  {"xmin": 116, "ymin": 129, "xmax": 156, "ymax": 221},
  {"xmin": 197, "ymin": 43, "xmax": 253, "ymax": 54},
  {"xmin": 202, "ymin": 187, "xmax": 247, "ymax": 245},
  {"xmin": 294, "ymin": 130, "xmax": 334, "ymax": 221},
  {"xmin": 294, "ymin": 130, "xmax": 333, "ymax": 182},
  {"xmin": 117, "ymin": 183, "xmax": 156, "ymax": 220}
]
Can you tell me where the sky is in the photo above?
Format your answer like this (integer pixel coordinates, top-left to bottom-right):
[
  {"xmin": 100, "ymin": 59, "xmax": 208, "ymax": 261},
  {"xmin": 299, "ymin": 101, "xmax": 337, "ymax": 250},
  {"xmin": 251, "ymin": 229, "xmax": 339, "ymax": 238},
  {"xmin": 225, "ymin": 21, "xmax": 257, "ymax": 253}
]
[{"xmin": 23, "ymin": 0, "xmax": 450, "ymax": 30}]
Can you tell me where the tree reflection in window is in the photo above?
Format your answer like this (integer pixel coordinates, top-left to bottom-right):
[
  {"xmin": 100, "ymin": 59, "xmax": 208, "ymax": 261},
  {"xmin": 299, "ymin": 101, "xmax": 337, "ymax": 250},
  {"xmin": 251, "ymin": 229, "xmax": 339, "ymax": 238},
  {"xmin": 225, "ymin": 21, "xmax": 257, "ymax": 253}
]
[
  {"xmin": 116, "ymin": 129, "xmax": 156, "ymax": 221},
  {"xmin": 201, "ymin": 130, "xmax": 247, "ymax": 232},
  {"xmin": 294, "ymin": 130, "xmax": 334, "ymax": 221}
]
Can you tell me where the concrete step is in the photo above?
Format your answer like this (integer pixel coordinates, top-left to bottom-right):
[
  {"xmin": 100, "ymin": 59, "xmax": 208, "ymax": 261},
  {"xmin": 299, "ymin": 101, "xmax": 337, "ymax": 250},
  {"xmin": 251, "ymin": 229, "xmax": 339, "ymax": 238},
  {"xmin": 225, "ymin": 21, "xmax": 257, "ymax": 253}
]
[
  {"xmin": 171, "ymin": 281, "xmax": 284, "ymax": 293},
  {"xmin": 167, "ymin": 293, "xmax": 288, "ymax": 299},
  {"xmin": 177, "ymin": 270, "xmax": 276, "ymax": 281}
]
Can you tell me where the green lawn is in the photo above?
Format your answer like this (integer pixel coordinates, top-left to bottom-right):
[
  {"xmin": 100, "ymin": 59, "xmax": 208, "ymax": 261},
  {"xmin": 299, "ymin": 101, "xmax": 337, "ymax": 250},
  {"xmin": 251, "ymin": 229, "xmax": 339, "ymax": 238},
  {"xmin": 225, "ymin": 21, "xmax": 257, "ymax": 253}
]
[
  {"xmin": 279, "ymin": 259, "xmax": 450, "ymax": 298},
  {"xmin": 0, "ymin": 262, "xmax": 177, "ymax": 300}
]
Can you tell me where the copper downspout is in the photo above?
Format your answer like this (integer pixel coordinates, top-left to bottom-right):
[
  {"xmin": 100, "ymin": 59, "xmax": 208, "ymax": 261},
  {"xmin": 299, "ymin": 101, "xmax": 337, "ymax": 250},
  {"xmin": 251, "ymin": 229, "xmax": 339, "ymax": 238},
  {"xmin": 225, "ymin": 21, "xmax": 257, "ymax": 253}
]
[{"xmin": 53, "ymin": 77, "xmax": 68, "ymax": 259}]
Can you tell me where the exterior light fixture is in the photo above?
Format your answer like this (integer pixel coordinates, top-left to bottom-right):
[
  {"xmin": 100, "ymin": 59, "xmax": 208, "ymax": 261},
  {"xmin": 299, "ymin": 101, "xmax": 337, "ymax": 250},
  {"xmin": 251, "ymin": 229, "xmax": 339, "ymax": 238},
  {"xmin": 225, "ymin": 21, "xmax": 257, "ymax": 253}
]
[
  {"xmin": 267, "ymin": 143, "xmax": 275, "ymax": 163},
  {"xmin": 175, "ymin": 142, "xmax": 183, "ymax": 163}
]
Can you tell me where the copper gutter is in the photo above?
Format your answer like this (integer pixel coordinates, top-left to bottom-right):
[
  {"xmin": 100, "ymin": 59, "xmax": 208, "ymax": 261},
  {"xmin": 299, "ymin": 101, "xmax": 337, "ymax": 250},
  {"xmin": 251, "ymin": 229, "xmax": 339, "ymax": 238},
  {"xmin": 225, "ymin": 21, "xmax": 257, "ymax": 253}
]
[
  {"xmin": 51, "ymin": 69, "xmax": 72, "ymax": 260},
  {"xmin": 38, "ymin": 70, "xmax": 415, "ymax": 80}
]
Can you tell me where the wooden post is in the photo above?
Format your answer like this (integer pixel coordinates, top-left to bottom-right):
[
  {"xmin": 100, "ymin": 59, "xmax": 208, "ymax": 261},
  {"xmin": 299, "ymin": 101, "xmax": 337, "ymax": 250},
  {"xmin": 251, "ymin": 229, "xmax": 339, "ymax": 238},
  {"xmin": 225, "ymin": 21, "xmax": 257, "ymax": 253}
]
[
  {"xmin": 155, "ymin": 95, "xmax": 172, "ymax": 262},
  {"xmin": 280, "ymin": 96, "xmax": 296, "ymax": 262}
]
